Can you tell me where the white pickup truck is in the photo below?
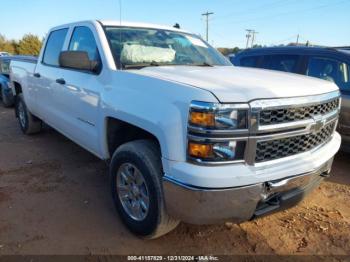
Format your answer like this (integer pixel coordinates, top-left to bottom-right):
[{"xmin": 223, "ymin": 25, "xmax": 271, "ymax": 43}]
[{"xmin": 10, "ymin": 20, "xmax": 341, "ymax": 238}]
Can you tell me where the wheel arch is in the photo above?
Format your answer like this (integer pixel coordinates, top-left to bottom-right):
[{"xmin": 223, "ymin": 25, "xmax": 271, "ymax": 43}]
[
  {"xmin": 104, "ymin": 116, "xmax": 164, "ymax": 160},
  {"xmin": 12, "ymin": 81, "xmax": 23, "ymax": 95}
]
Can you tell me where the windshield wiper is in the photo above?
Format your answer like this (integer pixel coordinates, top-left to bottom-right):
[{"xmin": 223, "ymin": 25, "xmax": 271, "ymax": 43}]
[
  {"xmin": 123, "ymin": 62, "xmax": 214, "ymax": 69},
  {"xmin": 123, "ymin": 61, "xmax": 161, "ymax": 69},
  {"xmin": 192, "ymin": 62, "xmax": 214, "ymax": 67}
]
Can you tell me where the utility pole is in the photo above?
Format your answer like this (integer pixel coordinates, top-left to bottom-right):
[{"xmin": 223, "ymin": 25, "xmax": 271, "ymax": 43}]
[
  {"xmin": 245, "ymin": 29, "xmax": 253, "ymax": 49},
  {"xmin": 296, "ymin": 34, "xmax": 299, "ymax": 45},
  {"xmin": 118, "ymin": 0, "xmax": 122, "ymax": 25},
  {"xmin": 251, "ymin": 30, "xmax": 258, "ymax": 47},
  {"xmin": 202, "ymin": 11, "xmax": 214, "ymax": 41}
]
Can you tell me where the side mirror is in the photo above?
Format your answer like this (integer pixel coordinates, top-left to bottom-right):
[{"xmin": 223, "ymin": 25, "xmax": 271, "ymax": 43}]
[{"xmin": 59, "ymin": 51, "xmax": 99, "ymax": 72}]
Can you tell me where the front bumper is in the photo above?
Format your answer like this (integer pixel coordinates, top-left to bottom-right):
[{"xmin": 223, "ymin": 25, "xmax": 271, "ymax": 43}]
[
  {"xmin": 340, "ymin": 134, "xmax": 350, "ymax": 152},
  {"xmin": 163, "ymin": 157, "xmax": 333, "ymax": 225},
  {"xmin": 1, "ymin": 86, "xmax": 14, "ymax": 104}
]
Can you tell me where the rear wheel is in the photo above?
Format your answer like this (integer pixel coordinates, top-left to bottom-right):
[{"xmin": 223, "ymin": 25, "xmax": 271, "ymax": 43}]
[
  {"xmin": 15, "ymin": 94, "xmax": 42, "ymax": 135},
  {"xmin": 110, "ymin": 139, "xmax": 179, "ymax": 239}
]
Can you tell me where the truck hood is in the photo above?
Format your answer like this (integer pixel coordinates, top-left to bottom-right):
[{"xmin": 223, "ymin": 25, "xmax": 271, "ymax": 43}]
[{"xmin": 133, "ymin": 66, "xmax": 339, "ymax": 102}]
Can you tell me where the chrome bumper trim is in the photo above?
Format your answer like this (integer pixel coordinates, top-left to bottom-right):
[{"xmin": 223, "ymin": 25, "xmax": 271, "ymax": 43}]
[
  {"xmin": 163, "ymin": 158, "xmax": 333, "ymax": 225},
  {"xmin": 249, "ymin": 91, "xmax": 340, "ymax": 112}
]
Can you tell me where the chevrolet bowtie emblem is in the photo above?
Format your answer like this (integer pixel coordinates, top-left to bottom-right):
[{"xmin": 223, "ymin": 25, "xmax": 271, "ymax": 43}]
[{"xmin": 310, "ymin": 115, "xmax": 326, "ymax": 133}]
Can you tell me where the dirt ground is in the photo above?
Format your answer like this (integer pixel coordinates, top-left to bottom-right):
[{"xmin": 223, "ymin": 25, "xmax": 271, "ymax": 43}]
[{"xmin": 0, "ymin": 104, "xmax": 349, "ymax": 257}]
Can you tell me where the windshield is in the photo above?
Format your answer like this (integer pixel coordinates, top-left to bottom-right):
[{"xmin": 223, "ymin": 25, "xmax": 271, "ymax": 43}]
[{"xmin": 104, "ymin": 26, "xmax": 231, "ymax": 69}]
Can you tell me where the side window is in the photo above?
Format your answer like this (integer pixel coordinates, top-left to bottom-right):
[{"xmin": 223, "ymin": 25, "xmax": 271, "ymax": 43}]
[
  {"xmin": 307, "ymin": 57, "xmax": 350, "ymax": 90},
  {"xmin": 261, "ymin": 55, "xmax": 299, "ymax": 73},
  {"xmin": 339, "ymin": 62, "xmax": 350, "ymax": 90},
  {"xmin": 42, "ymin": 28, "xmax": 68, "ymax": 66},
  {"xmin": 240, "ymin": 56, "xmax": 260, "ymax": 68},
  {"xmin": 0, "ymin": 60, "xmax": 10, "ymax": 75},
  {"xmin": 69, "ymin": 26, "xmax": 101, "ymax": 62},
  {"xmin": 228, "ymin": 56, "xmax": 235, "ymax": 64}
]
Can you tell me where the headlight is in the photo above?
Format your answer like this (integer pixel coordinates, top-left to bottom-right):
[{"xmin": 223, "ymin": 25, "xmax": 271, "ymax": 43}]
[
  {"xmin": 187, "ymin": 101, "xmax": 249, "ymax": 164},
  {"xmin": 189, "ymin": 101, "xmax": 248, "ymax": 130}
]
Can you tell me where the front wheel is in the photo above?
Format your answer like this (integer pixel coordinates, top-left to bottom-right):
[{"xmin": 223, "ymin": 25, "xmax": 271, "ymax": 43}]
[
  {"xmin": 110, "ymin": 140, "xmax": 179, "ymax": 239},
  {"xmin": 15, "ymin": 94, "xmax": 42, "ymax": 135}
]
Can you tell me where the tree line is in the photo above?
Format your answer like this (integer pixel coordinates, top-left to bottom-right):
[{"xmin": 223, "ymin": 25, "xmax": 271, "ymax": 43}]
[
  {"xmin": 0, "ymin": 34, "xmax": 42, "ymax": 56},
  {"xmin": 217, "ymin": 47, "xmax": 241, "ymax": 56},
  {"xmin": 0, "ymin": 32, "xmax": 265, "ymax": 57},
  {"xmin": 217, "ymin": 45, "xmax": 266, "ymax": 56}
]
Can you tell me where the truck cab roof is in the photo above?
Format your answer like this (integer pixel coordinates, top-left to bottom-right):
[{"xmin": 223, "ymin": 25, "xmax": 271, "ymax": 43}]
[
  {"xmin": 49, "ymin": 20, "xmax": 191, "ymax": 34},
  {"xmin": 99, "ymin": 20, "xmax": 190, "ymax": 33}
]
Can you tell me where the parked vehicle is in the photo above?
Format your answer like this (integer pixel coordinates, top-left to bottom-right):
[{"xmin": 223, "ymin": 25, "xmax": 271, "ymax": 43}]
[
  {"xmin": 231, "ymin": 46, "xmax": 350, "ymax": 149},
  {"xmin": 0, "ymin": 52, "xmax": 10, "ymax": 57},
  {"xmin": 0, "ymin": 56, "xmax": 15, "ymax": 107},
  {"xmin": 0, "ymin": 56, "xmax": 36, "ymax": 107},
  {"xmin": 10, "ymin": 21, "xmax": 341, "ymax": 238}
]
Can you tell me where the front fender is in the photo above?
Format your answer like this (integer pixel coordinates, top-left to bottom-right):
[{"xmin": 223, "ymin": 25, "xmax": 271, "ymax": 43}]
[{"xmin": 99, "ymin": 70, "xmax": 217, "ymax": 161}]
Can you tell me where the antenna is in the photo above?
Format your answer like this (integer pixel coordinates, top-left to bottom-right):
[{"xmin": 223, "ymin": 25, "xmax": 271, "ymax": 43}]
[
  {"xmin": 118, "ymin": 0, "xmax": 123, "ymax": 70},
  {"xmin": 119, "ymin": 0, "xmax": 122, "ymax": 25}
]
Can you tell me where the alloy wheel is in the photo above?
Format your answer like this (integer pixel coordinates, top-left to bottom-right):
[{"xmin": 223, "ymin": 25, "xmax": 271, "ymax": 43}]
[{"xmin": 116, "ymin": 163, "xmax": 150, "ymax": 221}]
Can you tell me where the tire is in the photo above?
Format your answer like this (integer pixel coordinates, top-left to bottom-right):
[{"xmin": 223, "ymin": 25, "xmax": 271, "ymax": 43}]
[
  {"xmin": 1, "ymin": 86, "xmax": 14, "ymax": 107},
  {"xmin": 15, "ymin": 94, "xmax": 42, "ymax": 135},
  {"xmin": 110, "ymin": 139, "xmax": 179, "ymax": 239}
]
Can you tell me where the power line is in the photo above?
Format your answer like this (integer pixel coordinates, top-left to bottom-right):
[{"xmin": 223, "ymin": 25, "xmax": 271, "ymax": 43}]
[
  {"xmin": 212, "ymin": 0, "xmax": 294, "ymax": 22},
  {"xmin": 212, "ymin": 0, "xmax": 349, "ymax": 26},
  {"xmin": 270, "ymin": 34, "xmax": 299, "ymax": 46},
  {"xmin": 269, "ymin": 34, "xmax": 320, "ymax": 47},
  {"xmin": 202, "ymin": 11, "xmax": 214, "ymax": 41}
]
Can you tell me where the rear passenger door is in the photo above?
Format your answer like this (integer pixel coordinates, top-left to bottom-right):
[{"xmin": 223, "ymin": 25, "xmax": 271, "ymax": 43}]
[
  {"xmin": 306, "ymin": 56, "xmax": 350, "ymax": 136},
  {"xmin": 34, "ymin": 28, "xmax": 69, "ymax": 120}
]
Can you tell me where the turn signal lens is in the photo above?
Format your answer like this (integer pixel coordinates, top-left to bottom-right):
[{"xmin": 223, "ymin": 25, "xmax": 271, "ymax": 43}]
[
  {"xmin": 190, "ymin": 112, "xmax": 215, "ymax": 127},
  {"xmin": 188, "ymin": 140, "xmax": 246, "ymax": 162},
  {"xmin": 188, "ymin": 142, "xmax": 213, "ymax": 158}
]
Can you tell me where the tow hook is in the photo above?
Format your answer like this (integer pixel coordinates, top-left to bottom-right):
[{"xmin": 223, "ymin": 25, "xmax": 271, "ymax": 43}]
[{"xmin": 320, "ymin": 171, "xmax": 331, "ymax": 178}]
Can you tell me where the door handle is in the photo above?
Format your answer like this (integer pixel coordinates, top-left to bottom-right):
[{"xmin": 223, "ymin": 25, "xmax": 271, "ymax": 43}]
[
  {"xmin": 33, "ymin": 73, "xmax": 41, "ymax": 78},
  {"xmin": 56, "ymin": 78, "xmax": 66, "ymax": 85}
]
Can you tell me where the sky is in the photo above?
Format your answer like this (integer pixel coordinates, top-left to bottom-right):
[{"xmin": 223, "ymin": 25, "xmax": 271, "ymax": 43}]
[{"xmin": 0, "ymin": 0, "xmax": 349, "ymax": 48}]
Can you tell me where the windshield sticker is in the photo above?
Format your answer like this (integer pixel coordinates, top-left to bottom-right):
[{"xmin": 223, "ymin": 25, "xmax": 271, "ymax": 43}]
[{"xmin": 185, "ymin": 35, "xmax": 208, "ymax": 48}]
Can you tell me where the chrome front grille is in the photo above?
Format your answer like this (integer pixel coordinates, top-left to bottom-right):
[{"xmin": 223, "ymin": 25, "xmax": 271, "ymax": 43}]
[
  {"xmin": 247, "ymin": 91, "xmax": 340, "ymax": 165},
  {"xmin": 259, "ymin": 98, "xmax": 339, "ymax": 125},
  {"xmin": 186, "ymin": 91, "xmax": 340, "ymax": 166},
  {"xmin": 255, "ymin": 121, "xmax": 336, "ymax": 163}
]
